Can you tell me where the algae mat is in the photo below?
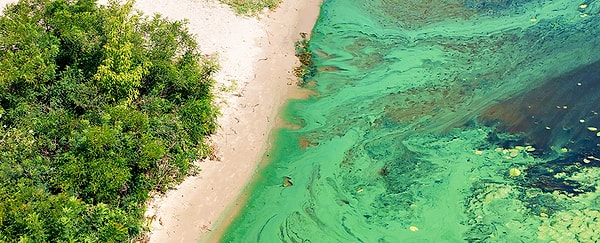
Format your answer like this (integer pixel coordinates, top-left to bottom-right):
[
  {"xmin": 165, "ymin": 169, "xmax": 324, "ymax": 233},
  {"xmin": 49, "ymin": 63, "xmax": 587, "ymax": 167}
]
[{"xmin": 222, "ymin": 0, "xmax": 600, "ymax": 242}]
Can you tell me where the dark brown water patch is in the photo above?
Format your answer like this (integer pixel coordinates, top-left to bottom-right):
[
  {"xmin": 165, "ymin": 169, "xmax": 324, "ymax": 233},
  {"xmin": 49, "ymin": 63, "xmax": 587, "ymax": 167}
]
[
  {"xmin": 314, "ymin": 49, "xmax": 338, "ymax": 60},
  {"xmin": 299, "ymin": 137, "xmax": 319, "ymax": 149},
  {"xmin": 376, "ymin": 0, "xmax": 478, "ymax": 29},
  {"xmin": 480, "ymin": 59, "xmax": 600, "ymax": 151},
  {"xmin": 317, "ymin": 66, "xmax": 342, "ymax": 72}
]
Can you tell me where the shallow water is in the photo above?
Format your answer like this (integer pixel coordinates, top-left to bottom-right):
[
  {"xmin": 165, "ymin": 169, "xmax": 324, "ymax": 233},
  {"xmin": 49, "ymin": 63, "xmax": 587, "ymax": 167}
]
[{"xmin": 221, "ymin": 0, "xmax": 600, "ymax": 242}]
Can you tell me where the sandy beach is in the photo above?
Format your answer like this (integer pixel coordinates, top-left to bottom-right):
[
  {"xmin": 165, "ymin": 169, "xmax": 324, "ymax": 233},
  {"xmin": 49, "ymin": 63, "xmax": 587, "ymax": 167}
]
[{"xmin": 130, "ymin": 0, "xmax": 323, "ymax": 242}]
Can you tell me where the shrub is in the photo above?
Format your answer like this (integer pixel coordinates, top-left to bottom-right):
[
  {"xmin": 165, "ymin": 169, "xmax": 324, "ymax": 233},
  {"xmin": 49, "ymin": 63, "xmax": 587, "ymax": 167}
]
[{"xmin": 0, "ymin": 0, "xmax": 219, "ymax": 241}]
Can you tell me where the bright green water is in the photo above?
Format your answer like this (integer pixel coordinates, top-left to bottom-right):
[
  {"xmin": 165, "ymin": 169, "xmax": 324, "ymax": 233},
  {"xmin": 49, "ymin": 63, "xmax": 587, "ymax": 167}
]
[{"xmin": 221, "ymin": 0, "xmax": 600, "ymax": 242}]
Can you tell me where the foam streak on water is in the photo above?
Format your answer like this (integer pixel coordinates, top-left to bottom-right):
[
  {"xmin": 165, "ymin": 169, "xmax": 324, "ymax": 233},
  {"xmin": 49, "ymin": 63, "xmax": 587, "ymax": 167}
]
[{"xmin": 222, "ymin": 0, "xmax": 600, "ymax": 242}]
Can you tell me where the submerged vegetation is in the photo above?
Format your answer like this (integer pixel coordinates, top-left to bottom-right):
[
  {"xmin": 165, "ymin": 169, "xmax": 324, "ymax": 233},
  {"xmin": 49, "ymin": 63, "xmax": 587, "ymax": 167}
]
[
  {"xmin": 0, "ymin": 0, "xmax": 218, "ymax": 241},
  {"xmin": 219, "ymin": 0, "xmax": 282, "ymax": 15},
  {"xmin": 293, "ymin": 32, "xmax": 315, "ymax": 86}
]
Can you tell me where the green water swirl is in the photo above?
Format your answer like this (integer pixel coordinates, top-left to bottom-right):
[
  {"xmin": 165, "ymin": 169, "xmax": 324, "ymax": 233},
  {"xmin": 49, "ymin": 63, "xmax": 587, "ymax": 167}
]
[{"xmin": 221, "ymin": 0, "xmax": 600, "ymax": 242}]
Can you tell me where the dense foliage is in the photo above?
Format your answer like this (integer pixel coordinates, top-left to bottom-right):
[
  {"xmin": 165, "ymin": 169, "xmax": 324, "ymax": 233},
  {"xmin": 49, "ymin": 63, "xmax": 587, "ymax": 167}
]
[
  {"xmin": 0, "ymin": 0, "xmax": 219, "ymax": 241},
  {"xmin": 219, "ymin": 0, "xmax": 282, "ymax": 15}
]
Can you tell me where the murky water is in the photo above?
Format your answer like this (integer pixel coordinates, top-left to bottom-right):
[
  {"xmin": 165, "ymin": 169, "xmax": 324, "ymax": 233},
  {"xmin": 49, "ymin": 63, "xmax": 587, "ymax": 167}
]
[{"xmin": 222, "ymin": 0, "xmax": 600, "ymax": 242}]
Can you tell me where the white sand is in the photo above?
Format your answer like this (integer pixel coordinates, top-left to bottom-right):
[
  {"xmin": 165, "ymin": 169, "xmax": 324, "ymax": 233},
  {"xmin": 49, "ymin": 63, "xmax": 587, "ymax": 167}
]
[{"xmin": 1, "ymin": 0, "xmax": 322, "ymax": 241}]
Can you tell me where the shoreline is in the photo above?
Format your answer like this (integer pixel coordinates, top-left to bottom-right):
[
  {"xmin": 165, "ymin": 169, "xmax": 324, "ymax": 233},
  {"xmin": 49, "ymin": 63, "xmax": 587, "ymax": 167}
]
[
  {"xmin": 141, "ymin": 0, "xmax": 323, "ymax": 242},
  {"xmin": 202, "ymin": 1, "xmax": 324, "ymax": 236}
]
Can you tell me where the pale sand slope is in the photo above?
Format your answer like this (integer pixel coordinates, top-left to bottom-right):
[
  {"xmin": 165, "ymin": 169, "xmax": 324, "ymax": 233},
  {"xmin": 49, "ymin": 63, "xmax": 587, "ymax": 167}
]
[{"xmin": 0, "ymin": 0, "xmax": 322, "ymax": 242}]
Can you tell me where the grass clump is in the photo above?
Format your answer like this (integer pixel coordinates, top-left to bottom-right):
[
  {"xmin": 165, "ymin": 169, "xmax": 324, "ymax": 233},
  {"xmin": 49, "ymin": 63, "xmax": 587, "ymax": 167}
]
[{"xmin": 220, "ymin": 0, "xmax": 282, "ymax": 16}]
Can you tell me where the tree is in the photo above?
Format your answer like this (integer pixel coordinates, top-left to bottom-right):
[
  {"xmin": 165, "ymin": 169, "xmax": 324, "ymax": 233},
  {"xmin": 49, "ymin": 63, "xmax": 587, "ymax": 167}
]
[{"xmin": 0, "ymin": 0, "xmax": 219, "ymax": 241}]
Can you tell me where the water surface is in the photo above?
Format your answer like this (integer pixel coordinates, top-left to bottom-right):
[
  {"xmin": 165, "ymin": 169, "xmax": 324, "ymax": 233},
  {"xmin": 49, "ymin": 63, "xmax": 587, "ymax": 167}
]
[{"xmin": 222, "ymin": 0, "xmax": 600, "ymax": 242}]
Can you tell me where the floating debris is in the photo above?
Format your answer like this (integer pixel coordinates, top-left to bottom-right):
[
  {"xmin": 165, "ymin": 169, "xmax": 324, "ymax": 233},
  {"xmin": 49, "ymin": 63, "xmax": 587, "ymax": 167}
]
[
  {"xmin": 587, "ymin": 155, "xmax": 600, "ymax": 161},
  {"xmin": 283, "ymin": 176, "xmax": 293, "ymax": 187},
  {"xmin": 409, "ymin": 226, "xmax": 419, "ymax": 232},
  {"xmin": 509, "ymin": 168, "xmax": 522, "ymax": 177},
  {"xmin": 579, "ymin": 4, "xmax": 588, "ymax": 9}
]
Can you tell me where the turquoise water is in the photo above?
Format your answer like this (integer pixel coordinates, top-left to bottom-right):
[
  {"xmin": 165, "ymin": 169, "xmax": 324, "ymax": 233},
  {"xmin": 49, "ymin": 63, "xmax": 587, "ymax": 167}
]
[{"xmin": 221, "ymin": 0, "xmax": 600, "ymax": 242}]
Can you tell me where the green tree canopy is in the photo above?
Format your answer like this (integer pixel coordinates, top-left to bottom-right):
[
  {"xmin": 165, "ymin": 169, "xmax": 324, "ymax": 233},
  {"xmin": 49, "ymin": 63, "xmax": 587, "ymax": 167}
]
[{"xmin": 0, "ymin": 0, "xmax": 219, "ymax": 241}]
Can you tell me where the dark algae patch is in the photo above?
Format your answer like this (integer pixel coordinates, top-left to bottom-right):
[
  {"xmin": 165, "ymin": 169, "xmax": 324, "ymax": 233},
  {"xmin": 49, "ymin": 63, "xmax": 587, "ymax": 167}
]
[{"xmin": 222, "ymin": 0, "xmax": 600, "ymax": 242}]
